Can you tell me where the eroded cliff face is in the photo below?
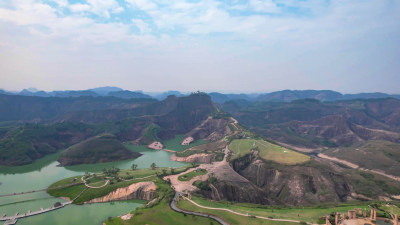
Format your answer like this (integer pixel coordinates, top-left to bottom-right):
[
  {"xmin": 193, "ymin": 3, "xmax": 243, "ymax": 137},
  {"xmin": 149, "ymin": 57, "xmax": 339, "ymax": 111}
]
[
  {"xmin": 184, "ymin": 118, "xmax": 232, "ymax": 142},
  {"xmin": 171, "ymin": 153, "xmax": 215, "ymax": 163},
  {"xmin": 202, "ymin": 181, "xmax": 270, "ymax": 204},
  {"xmin": 85, "ymin": 181, "xmax": 157, "ymax": 204},
  {"xmin": 230, "ymin": 155, "xmax": 351, "ymax": 206}
]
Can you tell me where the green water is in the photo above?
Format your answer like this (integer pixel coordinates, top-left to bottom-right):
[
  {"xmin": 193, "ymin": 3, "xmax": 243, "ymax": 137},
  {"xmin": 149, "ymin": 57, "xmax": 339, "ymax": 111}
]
[
  {"xmin": 376, "ymin": 220, "xmax": 391, "ymax": 225},
  {"xmin": 0, "ymin": 146, "xmax": 187, "ymax": 225},
  {"xmin": 163, "ymin": 134, "xmax": 207, "ymax": 152}
]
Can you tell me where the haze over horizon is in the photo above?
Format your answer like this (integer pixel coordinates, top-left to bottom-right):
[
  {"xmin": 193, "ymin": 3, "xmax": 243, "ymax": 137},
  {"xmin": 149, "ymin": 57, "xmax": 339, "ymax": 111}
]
[
  {"xmin": 2, "ymin": 86, "xmax": 400, "ymax": 96},
  {"xmin": 1, "ymin": 0, "xmax": 399, "ymax": 93}
]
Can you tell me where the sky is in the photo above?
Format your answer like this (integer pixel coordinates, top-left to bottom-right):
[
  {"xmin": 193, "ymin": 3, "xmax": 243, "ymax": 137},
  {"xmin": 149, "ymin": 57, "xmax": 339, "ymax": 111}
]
[{"xmin": 0, "ymin": 0, "xmax": 399, "ymax": 94}]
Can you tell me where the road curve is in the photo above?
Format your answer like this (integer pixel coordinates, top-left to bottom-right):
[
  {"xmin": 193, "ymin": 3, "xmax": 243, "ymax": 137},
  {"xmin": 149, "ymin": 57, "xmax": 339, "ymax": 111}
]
[
  {"xmin": 182, "ymin": 196, "xmax": 308, "ymax": 224},
  {"xmin": 170, "ymin": 192, "xmax": 229, "ymax": 225}
]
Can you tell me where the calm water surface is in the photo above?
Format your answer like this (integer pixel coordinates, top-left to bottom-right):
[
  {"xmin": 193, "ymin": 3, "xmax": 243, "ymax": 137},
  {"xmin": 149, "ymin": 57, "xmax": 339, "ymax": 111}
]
[{"xmin": 0, "ymin": 146, "xmax": 187, "ymax": 225}]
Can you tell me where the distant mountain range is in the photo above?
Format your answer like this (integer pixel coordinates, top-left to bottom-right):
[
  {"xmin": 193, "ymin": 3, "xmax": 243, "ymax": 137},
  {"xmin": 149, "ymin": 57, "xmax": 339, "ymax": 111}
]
[
  {"xmin": 0, "ymin": 86, "xmax": 153, "ymax": 99},
  {"xmin": 209, "ymin": 90, "xmax": 400, "ymax": 103},
  {"xmin": 1, "ymin": 87, "xmax": 399, "ymax": 102}
]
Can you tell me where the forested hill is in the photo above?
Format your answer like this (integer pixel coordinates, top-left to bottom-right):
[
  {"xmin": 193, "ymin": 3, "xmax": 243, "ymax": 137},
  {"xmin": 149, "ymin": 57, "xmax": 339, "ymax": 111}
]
[
  {"xmin": 0, "ymin": 94, "xmax": 156, "ymax": 123},
  {"xmin": 0, "ymin": 93, "xmax": 216, "ymax": 166}
]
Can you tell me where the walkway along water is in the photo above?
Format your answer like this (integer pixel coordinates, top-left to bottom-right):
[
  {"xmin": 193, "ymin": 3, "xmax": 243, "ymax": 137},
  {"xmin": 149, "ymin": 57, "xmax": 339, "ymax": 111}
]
[
  {"xmin": 0, "ymin": 182, "xmax": 83, "ymax": 198},
  {"xmin": 0, "ymin": 187, "xmax": 88, "ymax": 223}
]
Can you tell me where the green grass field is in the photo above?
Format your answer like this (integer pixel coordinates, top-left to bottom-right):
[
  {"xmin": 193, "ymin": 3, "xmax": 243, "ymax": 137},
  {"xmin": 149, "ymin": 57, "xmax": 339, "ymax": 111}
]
[
  {"xmin": 86, "ymin": 176, "xmax": 108, "ymax": 187},
  {"xmin": 75, "ymin": 177, "xmax": 156, "ymax": 204},
  {"xmin": 104, "ymin": 179, "xmax": 216, "ymax": 225},
  {"xmin": 178, "ymin": 169, "xmax": 207, "ymax": 181},
  {"xmin": 86, "ymin": 175, "xmax": 105, "ymax": 183},
  {"xmin": 178, "ymin": 198, "xmax": 298, "ymax": 225},
  {"xmin": 48, "ymin": 167, "xmax": 193, "ymax": 204},
  {"xmin": 178, "ymin": 196, "xmax": 371, "ymax": 224},
  {"xmin": 163, "ymin": 134, "xmax": 207, "ymax": 152},
  {"xmin": 229, "ymin": 139, "xmax": 310, "ymax": 164},
  {"xmin": 118, "ymin": 167, "xmax": 191, "ymax": 179},
  {"xmin": 47, "ymin": 176, "xmax": 86, "ymax": 200},
  {"xmin": 381, "ymin": 204, "xmax": 400, "ymax": 215}
]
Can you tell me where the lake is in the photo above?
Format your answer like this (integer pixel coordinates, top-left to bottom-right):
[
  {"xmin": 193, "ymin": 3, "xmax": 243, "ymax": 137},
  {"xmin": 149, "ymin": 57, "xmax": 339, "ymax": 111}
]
[{"xmin": 0, "ymin": 146, "xmax": 187, "ymax": 225}]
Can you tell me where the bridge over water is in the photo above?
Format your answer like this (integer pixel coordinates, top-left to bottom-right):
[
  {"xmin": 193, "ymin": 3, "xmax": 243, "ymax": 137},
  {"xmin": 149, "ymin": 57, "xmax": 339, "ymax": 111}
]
[
  {"xmin": 0, "ymin": 187, "xmax": 88, "ymax": 224},
  {"xmin": 0, "ymin": 182, "xmax": 83, "ymax": 198}
]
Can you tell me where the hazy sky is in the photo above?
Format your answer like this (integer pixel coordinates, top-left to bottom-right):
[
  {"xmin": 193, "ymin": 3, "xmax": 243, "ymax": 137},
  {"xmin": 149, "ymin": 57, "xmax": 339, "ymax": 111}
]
[{"xmin": 0, "ymin": 0, "xmax": 399, "ymax": 93}]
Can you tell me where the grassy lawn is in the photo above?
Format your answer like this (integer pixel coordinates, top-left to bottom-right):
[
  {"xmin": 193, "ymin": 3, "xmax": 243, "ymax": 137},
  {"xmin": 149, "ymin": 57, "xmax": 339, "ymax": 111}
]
[
  {"xmin": 48, "ymin": 167, "xmax": 193, "ymax": 204},
  {"xmin": 178, "ymin": 169, "xmax": 208, "ymax": 181},
  {"xmin": 179, "ymin": 196, "xmax": 371, "ymax": 224},
  {"xmin": 48, "ymin": 175, "xmax": 83, "ymax": 188},
  {"xmin": 381, "ymin": 204, "xmax": 400, "ymax": 215},
  {"xmin": 104, "ymin": 179, "xmax": 216, "ymax": 225},
  {"xmin": 47, "ymin": 176, "xmax": 86, "ymax": 200},
  {"xmin": 229, "ymin": 139, "xmax": 310, "ymax": 164},
  {"xmin": 86, "ymin": 175, "xmax": 106, "ymax": 183},
  {"xmin": 229, "ymin": 139, "xmax": 254, "ymax": 160},
  {"xmin": 118, "ymin": 167, "xmax": 192, "ymax": 179},
  {"xmin": 75, "ymin": 177, "xmax": 156, "ymax": 204},
  {"xmin": 47, "ymin": 172, "xmax": 154, "ymax": 204},
  {"xmin": 163, "ymin": 134, "xmax": 207, "ymax": 152},
  {"xmin": 88, "ymin": 180, "xmax": 108, "ymax": 187},
  {"xmin": 178, "ymin": 198, "xmax": 298, "ymax": 225}
]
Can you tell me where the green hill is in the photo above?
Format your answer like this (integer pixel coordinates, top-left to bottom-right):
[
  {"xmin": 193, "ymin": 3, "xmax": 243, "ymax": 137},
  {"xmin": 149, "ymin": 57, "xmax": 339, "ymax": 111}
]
[
  {"xmin": 0, "ymin": 122, "xmax": 95, "ymax": 166},
  {"xmin": 58, "ymin": 134, "xmax": 141, "ymax": 166}
]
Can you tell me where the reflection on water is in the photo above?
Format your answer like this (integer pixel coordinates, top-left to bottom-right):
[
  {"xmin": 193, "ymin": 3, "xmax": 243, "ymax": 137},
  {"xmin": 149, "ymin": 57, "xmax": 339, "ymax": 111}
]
[
  {"xmin": 0, "ymin": 146, "xmax": 187, "ymax": 225},
  {"xmin": 15, "ymin": 200, "xmax": 145, "ymax": 225},
  {"xmin": 376, "ymin": 220, "xmax": 391, "ymax": 225}
]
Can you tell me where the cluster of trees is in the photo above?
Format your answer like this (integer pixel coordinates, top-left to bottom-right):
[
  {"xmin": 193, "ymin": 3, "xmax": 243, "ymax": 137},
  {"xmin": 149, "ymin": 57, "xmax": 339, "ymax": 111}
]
[
  {"xmin": 102, "ymin": 166, "xmax": 120, "ymax": 177},
  {"xmin": 131, "ymin": 162, "xmax": 157, "ymax": 170}
]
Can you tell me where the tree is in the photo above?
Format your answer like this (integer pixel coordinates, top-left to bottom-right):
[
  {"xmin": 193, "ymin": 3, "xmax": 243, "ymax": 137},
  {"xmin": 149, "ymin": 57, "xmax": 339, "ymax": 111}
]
[
  {"xmin": 191, "ymin": 158, "xmax": 198, "ymax": 167},
  {"xmin": 162, "ymin": 169, "xmax": 167, "ymax": 176},
  {"xmin": 131, "ymin": 163, "xmax": 138, "ymax": 171},
  {"xmin": 170, "ymin": 168, "xmax": 175, "ymax": 175},
  {"xmin": 151, "ymin": 162, "xmax": 157, "ymax": 170}
]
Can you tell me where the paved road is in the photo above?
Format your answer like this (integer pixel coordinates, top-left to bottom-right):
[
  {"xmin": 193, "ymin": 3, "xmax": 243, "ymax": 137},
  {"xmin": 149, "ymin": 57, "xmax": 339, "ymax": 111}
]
[
  {"xmin": 183, "ymin": 195, "xmax": 307, "ymax": 224},
  {"xmin": 170, "ymin": 192, "xmax": 229, "ymax": 225}
]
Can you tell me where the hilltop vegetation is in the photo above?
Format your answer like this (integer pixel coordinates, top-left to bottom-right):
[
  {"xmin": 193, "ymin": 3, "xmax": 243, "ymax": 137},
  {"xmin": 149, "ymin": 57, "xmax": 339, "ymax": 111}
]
[
  {"xmin": 0, "ymin": 94, "xmax": 216, "ymax": 165},
  {"xmin": 0, "ymin": 94, "xmax": 156, "ymax": 122},
  {"xmin": 229, "ymin": 139, "xmax": 310, "ymax": 164},
  {"xmin": 57, "ymin": 134, "xmax": 141, "ymax": 166},
  {"xmin": 220, "ymin": 98, "xmax": 400, "ymax": 149},
  {"xmin": 0, "ymin": 122, "xmax": 95, "ymax": 166}
]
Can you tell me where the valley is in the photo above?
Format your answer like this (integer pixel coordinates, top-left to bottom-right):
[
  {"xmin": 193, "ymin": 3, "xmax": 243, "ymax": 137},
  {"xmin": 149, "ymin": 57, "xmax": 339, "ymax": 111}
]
[
  {"xmin": 1, "ymin": 92, "xmax": 400, "ymax": 225},
  {"xmin": 2, "ymin": 0, "xmax": 399, "ymax": 223}
]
